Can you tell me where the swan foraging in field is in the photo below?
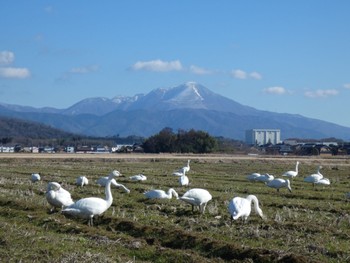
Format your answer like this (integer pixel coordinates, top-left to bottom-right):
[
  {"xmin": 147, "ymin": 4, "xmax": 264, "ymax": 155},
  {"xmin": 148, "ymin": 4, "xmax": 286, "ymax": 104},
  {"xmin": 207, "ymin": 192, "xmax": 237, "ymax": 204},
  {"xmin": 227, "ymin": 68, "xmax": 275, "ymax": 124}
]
[
  {"xmin": 228, "ymin": 195, "xmax": 264, "ymax": 223},
  {"xmin": 76, "ymin": 176, "xmax": 88, "ymax": 187},
  {"xmin": 96, "ymin": 177, "xmax": 130, "ymax": 193},
  {"xmin": 315, "ymin": 178, "xmax": 330, "ymax": 186},
  {"xmin": 31, "ymin": 173, "xmax": 41, "ymax": 183},
  {"xmin": 179, "ymin": 188, "xmax": 212, "ymax": 214},
  {"xmin": 173, "ymin": 160, "xmax": 191, "ymax": 176},
  {"xmin": 129, "ymin": 174, "xmax": 147, "ymax": 181},
  {"xmin": 179, "ymin": 170, "xmax": 189, "ymax": 186},
  {"xmin": 246, "ymin": 173, "xmax": 261, "ymax": 182},
  {"xmin": 256, "ymin": 173, "xmax": 274, "ymax": 183},
  {"xmin": 267, "ymin": 178, "xmax": 292, "ymax": 192},
  {"xmin": 282, "ymin": 161, "xmax": 299, "ymax": 179},
  {"xmin": 46, "ymin": 182, "xmax": 74, "ymax": 212},
  {"xmin": 304, "ymin": 166, "xmax": 323, "ymax": 187},
  {"xmin": 144, "ymin": 188, "xmax": 179, "ymax": 199},
  {"xmin": 62, "ymin": 170, "xmax": 121, "ymax": 226}
]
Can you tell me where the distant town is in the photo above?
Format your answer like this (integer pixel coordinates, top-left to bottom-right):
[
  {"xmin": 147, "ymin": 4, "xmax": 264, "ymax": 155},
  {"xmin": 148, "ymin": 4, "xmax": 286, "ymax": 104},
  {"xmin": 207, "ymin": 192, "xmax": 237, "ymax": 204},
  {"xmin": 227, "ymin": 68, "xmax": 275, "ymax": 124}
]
[{"xmin": 1, "ymin": 128, "xmax": 350, "ymax": 156}]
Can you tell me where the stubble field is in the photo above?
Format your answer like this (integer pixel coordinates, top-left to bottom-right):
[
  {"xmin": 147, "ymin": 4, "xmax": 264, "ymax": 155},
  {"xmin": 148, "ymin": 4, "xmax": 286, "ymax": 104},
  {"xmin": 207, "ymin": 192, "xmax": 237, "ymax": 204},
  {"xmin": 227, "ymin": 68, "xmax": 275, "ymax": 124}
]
[{"xmin": 0, "ymin": 153, "xmax": 350, "ymax": 262}]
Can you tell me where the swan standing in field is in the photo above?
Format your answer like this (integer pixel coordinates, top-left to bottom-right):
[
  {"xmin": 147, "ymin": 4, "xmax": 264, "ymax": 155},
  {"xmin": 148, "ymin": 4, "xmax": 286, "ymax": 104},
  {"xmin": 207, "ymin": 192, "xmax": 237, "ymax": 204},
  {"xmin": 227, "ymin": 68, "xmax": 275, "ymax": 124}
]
[
  {"xmin": 62, "ymin": 170, "xmax": 121, "ymax": 226},
  {"xmin": 179, "ymin": 188, "xmax": 212, "ymax": 214},
  {"xmin": 228, "ymin": 195, "xmax": 264, "ymax": 224},
  {"xmin": 267, "ymin": 178, "xmax": 292, "ymax": 192},
  {"xmin": 31, "ymin": 173, "xmax": 41, "ymax": 183},
  {"xmin": 129, "ymin": 174, "xmax": 147, "ymax": 181},
  {"xmin": 282, "ymin": 161, "xmax": 299, "ymax": 179},
  {"xmin": 179, "ymin": 170, "xmax": 189, "ymax": 186},
  {"xmin": 144, "ymin": 188, "xmax": 179, "ymax": 199},
  {"xmin": 173, "ymin": 160, "xmax": 191, "ymax": 176},
  {"xmin": 304, "ymin": 166, "xmax": 323, "ymax": 187},
  {"xmin": 96, "ymin": 176, "xmax": 130, "ymax": 193},
  {"xmin": 46, "ymin": 182, "xmax": 74, "ymax": 212},
  {"xmin": 76, "ymin": 176, "xmax": 89, "ymax": 187}
]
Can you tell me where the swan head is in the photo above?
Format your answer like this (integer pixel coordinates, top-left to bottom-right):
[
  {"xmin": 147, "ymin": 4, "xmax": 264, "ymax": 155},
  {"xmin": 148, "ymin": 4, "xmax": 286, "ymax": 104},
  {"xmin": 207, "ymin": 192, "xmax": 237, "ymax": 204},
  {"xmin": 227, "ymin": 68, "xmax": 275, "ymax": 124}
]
[
  {"xmin": 47, "ymin": 182, "xmax": 61, "ymax": 191},
  {"xmin": 169, "ymin": 188, "xmax": 179, "ymax": 199},
  {"xmin": 109, "ymin": 170, "xmax": 121, "ymax": 178}
]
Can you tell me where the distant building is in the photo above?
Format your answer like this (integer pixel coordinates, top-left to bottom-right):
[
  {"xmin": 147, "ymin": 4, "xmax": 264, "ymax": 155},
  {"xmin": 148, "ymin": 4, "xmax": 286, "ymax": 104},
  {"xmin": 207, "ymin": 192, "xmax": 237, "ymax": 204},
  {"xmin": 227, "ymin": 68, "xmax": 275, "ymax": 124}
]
[{"xmin": 245, "ymin": 129, "xmax": 281, "ymax": 146}]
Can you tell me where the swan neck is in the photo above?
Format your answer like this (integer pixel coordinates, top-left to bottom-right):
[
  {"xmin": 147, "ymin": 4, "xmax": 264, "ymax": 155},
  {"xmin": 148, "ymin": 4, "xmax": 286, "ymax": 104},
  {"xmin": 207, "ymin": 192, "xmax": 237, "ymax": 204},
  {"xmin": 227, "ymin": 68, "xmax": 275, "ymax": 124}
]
[{"xmin": 105, "ymin": 179, "xmax": 113, "ymax": 205}]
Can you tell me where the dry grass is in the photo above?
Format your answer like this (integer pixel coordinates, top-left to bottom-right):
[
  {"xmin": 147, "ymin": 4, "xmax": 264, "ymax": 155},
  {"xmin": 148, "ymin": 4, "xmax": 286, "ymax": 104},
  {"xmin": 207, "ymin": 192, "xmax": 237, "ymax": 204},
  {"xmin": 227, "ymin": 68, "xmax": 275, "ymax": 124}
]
[{"xmin": 0, "ymin": 153, "xmax": 350, "ymax": 262}]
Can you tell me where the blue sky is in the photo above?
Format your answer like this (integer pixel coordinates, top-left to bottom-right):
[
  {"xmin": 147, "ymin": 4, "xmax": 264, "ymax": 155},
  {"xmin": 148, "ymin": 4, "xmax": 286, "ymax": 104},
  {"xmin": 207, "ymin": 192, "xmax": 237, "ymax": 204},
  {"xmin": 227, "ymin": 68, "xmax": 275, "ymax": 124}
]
[{"xmin": 1, "ymin": 1, "xmax": 350, "ymax": 128}]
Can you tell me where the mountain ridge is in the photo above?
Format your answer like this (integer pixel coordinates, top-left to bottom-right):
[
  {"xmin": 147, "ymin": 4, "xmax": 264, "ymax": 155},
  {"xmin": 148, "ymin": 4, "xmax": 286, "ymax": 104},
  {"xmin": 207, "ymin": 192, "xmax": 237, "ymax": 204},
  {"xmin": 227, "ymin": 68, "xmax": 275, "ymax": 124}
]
[{"xmin": 0, "ymin": 82, "xmax": 349, "ymax": 140}]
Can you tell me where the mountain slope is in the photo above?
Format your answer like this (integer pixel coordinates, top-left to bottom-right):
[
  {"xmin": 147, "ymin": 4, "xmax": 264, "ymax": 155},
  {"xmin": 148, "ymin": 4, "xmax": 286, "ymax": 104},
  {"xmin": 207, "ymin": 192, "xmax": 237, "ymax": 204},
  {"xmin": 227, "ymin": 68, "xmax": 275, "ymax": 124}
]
[
  {"xmin": 0, "ymin": 116, "xmax": 78, "ymax": 139},
  {"xmin": 0, "ymin": 82, "xmax": 349, "ymax": 140}
]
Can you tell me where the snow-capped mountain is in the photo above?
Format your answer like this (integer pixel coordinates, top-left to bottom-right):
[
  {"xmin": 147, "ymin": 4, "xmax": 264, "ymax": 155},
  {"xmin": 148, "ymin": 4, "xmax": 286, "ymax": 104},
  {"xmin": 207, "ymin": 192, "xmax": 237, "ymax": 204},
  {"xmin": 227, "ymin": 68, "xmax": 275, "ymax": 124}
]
[{"xmin": 0, "ymin": 82, "xmax": 350, "ymax": 140}]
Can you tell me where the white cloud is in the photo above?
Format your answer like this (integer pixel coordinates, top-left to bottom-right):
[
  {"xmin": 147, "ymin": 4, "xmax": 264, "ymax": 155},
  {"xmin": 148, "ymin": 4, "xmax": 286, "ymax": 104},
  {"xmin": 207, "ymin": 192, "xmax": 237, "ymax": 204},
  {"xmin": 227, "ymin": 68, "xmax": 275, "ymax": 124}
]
[
  {"xmin": 189, "ymin": 65, "xmax": 212, "ymax": 75},
  {"xmin": 231, "ymin": 69, "xmax": 247, "ymax": 79},
  {"xmin": 263, "ymin": 86, "xmax": 287, "ymax": 95},
  {"xmin": 0, "ymin": 51, "xmax": 15, "ymax": 65},
  {"xmin": 0, "ymin": 67, "xmax": 30, "ymax": 79},
  {"xmin": 344, "ymin": 83, "xmax": 350, "ymax": 89},
  {"xmin": 231, "ymin": 69, "xmax": 262, "ymax": 80},
  {"xmin": 131, "ymin": 59, "xmax": 183, "ymax": 72},
  {"xmin": 250, "ymin": 72, "xmax": 262, "ymax": 80},
  {"xmin": 304, "ymin": 89, "xmax": 339, "ymax": 98}
]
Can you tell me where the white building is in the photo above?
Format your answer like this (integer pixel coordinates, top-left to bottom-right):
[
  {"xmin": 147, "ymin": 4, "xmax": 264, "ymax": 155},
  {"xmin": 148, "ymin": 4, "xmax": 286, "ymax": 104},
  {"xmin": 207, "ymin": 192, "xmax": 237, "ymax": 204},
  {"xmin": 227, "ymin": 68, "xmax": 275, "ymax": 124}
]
[{"xmin": 245, "ymin": 129, "xmax": 281, "ymax": 146}]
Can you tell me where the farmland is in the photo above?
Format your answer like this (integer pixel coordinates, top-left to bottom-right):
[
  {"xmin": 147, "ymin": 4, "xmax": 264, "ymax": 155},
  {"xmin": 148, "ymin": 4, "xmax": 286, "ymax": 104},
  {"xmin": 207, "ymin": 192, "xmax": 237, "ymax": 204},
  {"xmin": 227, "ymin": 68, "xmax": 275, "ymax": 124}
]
[{"xmin": 0, "ymin": 153, "xmax": 350, "ymax": 262}]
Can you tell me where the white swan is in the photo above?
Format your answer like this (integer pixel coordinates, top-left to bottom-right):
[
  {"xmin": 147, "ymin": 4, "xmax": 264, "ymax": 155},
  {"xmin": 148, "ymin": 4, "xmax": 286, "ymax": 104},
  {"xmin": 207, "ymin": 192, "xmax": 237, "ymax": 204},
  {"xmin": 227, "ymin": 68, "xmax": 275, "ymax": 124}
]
[
  {"xmin": 46, "ymin": 182, "xmax": 74, "ymax": 212},
  {"xmin": 282, "ymin": 161, "xmax": 299, "ymax": 178},
  {"xmin": 304, "ymin": 166, "xmax": 323, "ymax": 187},
  {"xmin": 173, "ymin": 160, "xmax": 191, "ymax": 176},
  {"xmin": 179, "ymin": 170, "xmax": 189, "ymax": 186},
  {"xmin": 31, "ymin": 173, "xmax": 41, "ymax": 183},
  {"xmin": 228, "ymin": 195, "xmax": 264, "ymax": 223},
  {"xmin": 255, "ymin": 173, "xmax": 274, "ymax": 183},
  {"xmin": 76, "ymin": 176, "xmax": 89, "ymax": 186},
  {"xmin": 96, "ymin": 176, "xmax": 130, "ymax": 193},
  {"xmin": 179, "ymin": 188, "xmax": 212, "ymax": 214},
  {"xmin": 246, "ymin": 173, "xmax": 261, "ymax": 182},
  {"xmin": 315, "ymin": 178, "xmax": 330, "ymax": 185},
  {"xmin": 267, "ymin": 178, "xmax": 292, "ymax": 192},
  {"xmin": 129, "ymin": 174, "xmax": 147, "ymax": 181},
  {"xmin": 144, "ymin": 188, "xmax": 179, "ymax": 199},
  {"xmin": 62, "ymin": 170, "xmax": 121, "ymax": 226}
]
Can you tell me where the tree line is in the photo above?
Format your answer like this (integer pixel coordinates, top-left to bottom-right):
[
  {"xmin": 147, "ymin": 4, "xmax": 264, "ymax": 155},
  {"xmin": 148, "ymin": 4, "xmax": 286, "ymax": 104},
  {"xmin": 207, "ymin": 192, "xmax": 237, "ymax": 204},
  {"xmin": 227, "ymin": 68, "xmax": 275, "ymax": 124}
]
[{"xmin": 142, "ymin": 128, "xmax": 218, "ymax": 153}]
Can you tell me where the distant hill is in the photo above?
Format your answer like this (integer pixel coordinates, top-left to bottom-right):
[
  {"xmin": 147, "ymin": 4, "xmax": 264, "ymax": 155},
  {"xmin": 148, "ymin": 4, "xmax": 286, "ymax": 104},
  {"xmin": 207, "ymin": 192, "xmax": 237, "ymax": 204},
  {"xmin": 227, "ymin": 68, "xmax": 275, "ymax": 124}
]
[
  {"xmin": 0, "ymin": 116, "xmax": 78, "ymax": 139},
  {"xmin": 0, "ymin": 82, "xmax": 350, "ymax": 140}
]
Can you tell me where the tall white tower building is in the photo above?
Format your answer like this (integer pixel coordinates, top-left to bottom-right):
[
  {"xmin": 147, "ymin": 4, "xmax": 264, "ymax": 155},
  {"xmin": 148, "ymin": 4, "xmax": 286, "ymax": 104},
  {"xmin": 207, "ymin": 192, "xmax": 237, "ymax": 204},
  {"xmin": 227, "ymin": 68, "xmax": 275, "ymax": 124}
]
[{"xmin": 245, "ymin": 129, "xmax": 281, "ymax": 145}]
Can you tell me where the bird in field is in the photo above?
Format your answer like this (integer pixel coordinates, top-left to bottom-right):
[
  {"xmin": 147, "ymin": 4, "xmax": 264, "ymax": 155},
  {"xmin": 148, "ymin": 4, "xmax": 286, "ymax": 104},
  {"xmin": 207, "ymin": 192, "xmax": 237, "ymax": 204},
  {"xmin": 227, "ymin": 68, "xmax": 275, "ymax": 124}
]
[
  {"xmin": 246, "ymin": 173, "xmax": 261, "ymax": 182},
  {"xmin": 282, "ymin": 161, "xmax": 299, "ymax": 179},
  {"xmin": 96, "ymin": 176, "xmax": 130, "ymax": 193},
  {"xmin": 315, "ymin": 177, "xmax": 330, "ymax": 186},
  {"xmin": 304, "ymin": 166, "xmax": 323, "ymax": 187},
  {"xmin": 129, "ymin": 174, "xmax": 147, "ymax": 181},
  {"xmin": 179, "ymin": 170, "xmax": 189, "ymax": 186},
  {"xmin": 62, "ymin": 170, "xmax": 121, "ymax": 226},
  {"xmin": 179, "ymin": 188, "xmax": 212, "ymax": 214},
  {"xmin": 255, "ymin": 173, "xmax": 274, "ymax": 183},
  {"xmin": 144, "ymin": 188, "xmax": 179, "ymax": 199},
  {"xmin": 228, "ymin": 195, "xmax": 265, "ymax": 224},
  {"xmin": 76, "ymin": 176, "xmax": 88, "ymax": 187},
  {"xmin": 266, "ymin": 178, "xmax": 292, "ymax": 192},
  {"xmin": 31, "ymin": 173, "xmax": 41, "ymax": 183},
  {"xmin": 45, "ymin": 182, "xmax": 74, "ymax": 212},
  {"xmin": 173, "ymin": 160, "xmax": 191, "ymax": 176}
]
